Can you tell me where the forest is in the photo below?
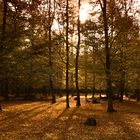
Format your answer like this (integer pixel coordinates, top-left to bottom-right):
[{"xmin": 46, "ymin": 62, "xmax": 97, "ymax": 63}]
[
  {"xmin": 0, "ymin": 0, "xmax": 140, "ymax": 139},
  {"xmin": 0, "ymin": 0, "xmax": 140, "ymax": 108}
]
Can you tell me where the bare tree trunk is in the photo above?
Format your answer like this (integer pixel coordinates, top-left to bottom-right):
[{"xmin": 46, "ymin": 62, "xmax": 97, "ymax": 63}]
[
  {"xmin": 99, "ymin": 0, "xmax": 115, "ymax": 112},
  {"xmin": 25, "ymin": 0, "xmax": 35, "ymax": 100},
  {"xmin": 75, "ymin": 0, "xmax": 81, "ymax": 106},
  {"xmin": 66, "ymin": 0, "xmax": 70, "ymax": 108},
  {"xmin": 26, "ymin": 60, "xmax": 33, "ymax": 100},
  {"xmin": 92, "ymin": 46, "xmax": 96, "ymax": 98},
  {"xmin": 48, "ymin": 0, "xmax": 56, "ymax": 103},
  {"xmin": 120, "ymin": 58, "xmax": 125, "ymax": 102},
  {"xmin": 84, "ymin": 45, "xmax": 88, "ymax": 99},
  {"xmin": 0, "ymin": 0, "xmax": 7, "ymax": 51},
  {"xmin": 119, "ymin": 1, "xmax": 128, "ymax": 102},
  {"xmin": 0, "ymin": 0, "xmax": 8, "ymax": 110}
]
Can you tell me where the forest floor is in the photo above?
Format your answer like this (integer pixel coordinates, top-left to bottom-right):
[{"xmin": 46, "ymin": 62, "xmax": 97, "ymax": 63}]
[{"xmin": 0, "ymin": 96, "xmax": 140, "ymax": 140}]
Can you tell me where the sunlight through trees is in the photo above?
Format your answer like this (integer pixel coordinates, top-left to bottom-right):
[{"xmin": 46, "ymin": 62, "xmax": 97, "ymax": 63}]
[{"xmin": 0, "ymin": 0, "xmax": 139, "ymax": 110}]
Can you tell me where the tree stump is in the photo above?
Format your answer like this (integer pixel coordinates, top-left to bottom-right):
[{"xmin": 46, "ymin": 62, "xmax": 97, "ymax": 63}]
[{"xmin": 84, "ymin": 117, "xmax": 96, "ymax": 126}]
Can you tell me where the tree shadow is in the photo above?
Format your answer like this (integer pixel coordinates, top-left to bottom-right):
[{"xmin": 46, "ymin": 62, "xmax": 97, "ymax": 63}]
[
  {"xmin": 39, "ymin": 106, "xmax": 79, "ymax": 139},
  {"xmin": 59, "ymin": 107, "xmax": 78, "ymax": 139},
  {"xmin": 0, "ymin": 104, "xmax": 48, "ymax": 122},
  {"xmin": 0, "ymin": 100, "xmax": 66, "ymax": 132}
]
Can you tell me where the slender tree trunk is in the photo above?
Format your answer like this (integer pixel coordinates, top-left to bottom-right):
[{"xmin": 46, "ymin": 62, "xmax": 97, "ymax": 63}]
[
  {"xmin": 66, "ymin": 0, "xmax": 70, "ymax": 108},
  {"xmin": 71, "ymin": 73, "xmax": 74, "ymax": 97},
  {"xmin": 92, "ymin": 46, "xmax": 96, "ymax": 98},
  {"xmin": 48, "ymin": 0, "xmax": 56, "ymax": 103},
  {"xmin": 0, "ymin": 0, "xmax": 8, "ymax": 110},
  {"xmin": 120, "ymin": 80, "xmax": 125, "ymax": 102},
  {"xmin": 25, "ymin": 0, "xmax": 35, "ymax": 100},
  {"xmin": 26, "ymin": 60, "xmax": 33, "ymax": 100},
  {"xmin": 75, "ymin": 0, "xmax": 81, "ymax": 106},
  {"xmin": 99, "ymin": 0, "xmax": 115, "ymax": 112},
  {"xmin": 84, "ymin": 45, "xmax": 88, "ymax": 99},
  {"xmin": 119, "ymin": 2, "xmax": 128, "ymax": 102},
  {"xmin": 0, "ymin": 0, "xmax": 7, "ymax": 51},
  {"xmin": 120, "ymin": 64, "xmax": 125, "ymax": 102}
]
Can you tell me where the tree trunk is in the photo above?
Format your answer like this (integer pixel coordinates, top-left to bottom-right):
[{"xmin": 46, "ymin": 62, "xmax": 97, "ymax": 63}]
[
  {"xmin": 84, "ymin": 45, "xmax": 88, "ymax": 99},
  {"xmin": 92, "ymin": 46, "xmax": 96, "ymax": 99},
  {"xmin": 28, "ymin": 62, "xmax": 33, "ymax": 100},
  {"xmin": 120, "ymin": 70, "xmax": 125, "ymax": 102},
  {"xmin": 65, "ymin": 0, "xmax": 70, "ymax": 108},
  {"xmin": 48, "ymin": 0, "xmax": 56, "ymax": 103},
  {"xmin": 0, "ymin": 0, "xmax": 8, "ymax": 110},
  {"xmin": 0, "ymin": 0, "xmax": 7, "ymax": 51},
  {"xmin": 75, "ymin": 0, "xmax": 81, "ymax": 106},
  {"xmin": 25, "ymin": 0, "xmax": 35, "ymax": 101},
  {"xmin": 99, "ymin": 0, "xmax": 115, "ymax": 112}
]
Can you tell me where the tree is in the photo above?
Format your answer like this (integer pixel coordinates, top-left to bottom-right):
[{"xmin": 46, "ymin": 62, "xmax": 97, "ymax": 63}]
[
  {"xmin": 0, "ymin": 0, "xmax": 8, "ymax": 101},
  {"xmin": 75, "ymin": 0, "xmax": 81, "ymax": 106},
  {"xmin": 66, "ymin": 0, "xmax": 70, "ymax": 108},
  {"xmin": 109, "ymin": 0, "xmax": 140, "ymax": 102},
  {"xmin": 84, "ymin": 44, "xmax": 88, "ymax": 99},
  {"xmin": 48, "ymin": 0, "xmax": 56, "ymax": 103},
  {"xmin": 98, "ymin": 0, "xmax": 115, "ymax": 112}
]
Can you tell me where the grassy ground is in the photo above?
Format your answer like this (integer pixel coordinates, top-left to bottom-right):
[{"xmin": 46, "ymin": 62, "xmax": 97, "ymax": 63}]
[{"xmin": 0, "ymin": 96, "xmax": 140, "ymax": 140}]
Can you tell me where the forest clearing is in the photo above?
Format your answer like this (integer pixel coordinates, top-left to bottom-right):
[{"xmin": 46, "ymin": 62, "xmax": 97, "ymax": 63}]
[
  {"xmin": 0, "ymin": 96, "xmax": 140, "ymax": 140},
  {"xmin": 0, "ymin": 0, "xmax": 140, "ymax": 139}
]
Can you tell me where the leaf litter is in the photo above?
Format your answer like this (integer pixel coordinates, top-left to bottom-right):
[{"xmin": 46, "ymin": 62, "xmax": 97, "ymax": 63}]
[{"xmin": 0, "ymin": 97, "xmax": 140, "ymax": 140}]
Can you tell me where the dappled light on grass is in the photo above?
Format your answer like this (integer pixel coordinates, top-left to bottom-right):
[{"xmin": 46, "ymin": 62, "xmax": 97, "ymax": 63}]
[{"xmin": 0, "ymin": 98, "xmax": 140, "ymax": 140}]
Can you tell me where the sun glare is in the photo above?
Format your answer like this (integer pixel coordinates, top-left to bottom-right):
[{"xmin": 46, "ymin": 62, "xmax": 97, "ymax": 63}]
[{"xmin": 80, "ymin": 2, "xmax": 91, "ymax": 23}]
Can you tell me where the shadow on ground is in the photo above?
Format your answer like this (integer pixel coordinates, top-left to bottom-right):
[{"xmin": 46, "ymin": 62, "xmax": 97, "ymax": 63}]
[{"xmin": 0, "ymin": 97, "xmax": 140, "ymax": 140}]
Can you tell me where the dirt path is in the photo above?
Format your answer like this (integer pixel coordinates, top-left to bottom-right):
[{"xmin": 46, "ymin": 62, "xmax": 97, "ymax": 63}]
[{"xmin": 0, "ymin": 97, "xmax": 140, "ymax": 140}]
